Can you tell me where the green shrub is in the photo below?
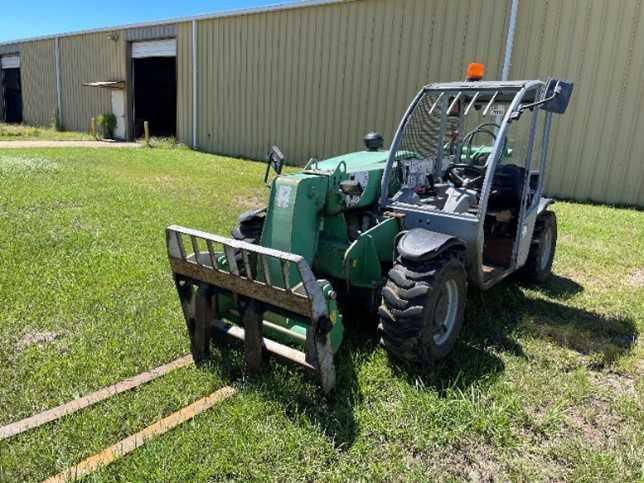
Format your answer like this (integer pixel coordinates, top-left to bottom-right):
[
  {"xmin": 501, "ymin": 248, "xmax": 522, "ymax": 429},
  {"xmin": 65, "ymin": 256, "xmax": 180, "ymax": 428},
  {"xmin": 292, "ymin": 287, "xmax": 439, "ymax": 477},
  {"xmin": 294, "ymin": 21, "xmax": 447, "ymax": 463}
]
[{"xmin": 96, "ymin": 113, "xmax": 117, "ymax": 139}]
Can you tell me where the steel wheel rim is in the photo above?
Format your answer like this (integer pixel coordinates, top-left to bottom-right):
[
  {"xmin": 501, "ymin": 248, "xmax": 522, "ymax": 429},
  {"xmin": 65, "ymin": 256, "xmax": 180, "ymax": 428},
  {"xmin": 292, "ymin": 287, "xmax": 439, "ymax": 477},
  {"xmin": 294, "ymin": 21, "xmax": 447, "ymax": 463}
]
[
  {"xmin": 433, "ymin": 279, "xmax": 458, "ymax": 345},
  {"xmin": 540, "ymin": 227, "xmax": 553, "ymax": 271}
]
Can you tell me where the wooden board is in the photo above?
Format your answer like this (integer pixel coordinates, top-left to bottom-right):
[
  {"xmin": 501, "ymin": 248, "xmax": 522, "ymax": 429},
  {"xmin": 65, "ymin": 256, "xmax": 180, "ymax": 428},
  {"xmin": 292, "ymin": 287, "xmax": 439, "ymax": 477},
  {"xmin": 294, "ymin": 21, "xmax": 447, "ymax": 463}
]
[
  {"xmin": 44, "ymin": 386, "xmax": 237, "ymax": 482},
  {"xmin": 0, "ymin": 355, "xmax": 193, "ymax": 441}
]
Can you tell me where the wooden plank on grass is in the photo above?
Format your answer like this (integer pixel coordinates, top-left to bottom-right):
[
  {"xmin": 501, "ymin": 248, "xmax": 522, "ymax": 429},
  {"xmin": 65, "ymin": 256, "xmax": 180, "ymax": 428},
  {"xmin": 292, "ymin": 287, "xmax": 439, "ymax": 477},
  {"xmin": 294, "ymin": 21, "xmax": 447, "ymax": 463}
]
[
  {"xmin": 44, "ymin": 386, "xmax": 237, "ymax": 483},
  {"xmin": 0, "ymin": 355, "xmax": 194, "ymax": 441}
]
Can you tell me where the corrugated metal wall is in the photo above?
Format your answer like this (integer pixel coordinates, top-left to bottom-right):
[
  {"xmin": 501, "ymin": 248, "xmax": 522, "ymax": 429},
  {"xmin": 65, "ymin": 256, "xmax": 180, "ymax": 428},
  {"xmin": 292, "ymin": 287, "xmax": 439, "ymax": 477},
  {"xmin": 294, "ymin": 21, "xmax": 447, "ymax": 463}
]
[
  {"xmin": 511, "ymin": 0, "xmax": 644, "ymax": 206},
  {"xmin": 0, "ymin": 44, "xmax": 20, "ymax": 56},
  {"xmin": 126, "ymin": 24, "xmax": 176, "ymax": 42},
  {"xmin": 59, "ymin": 31, "xmax": 126, "ymax": 133},
  {"xmin": 186, "ymin": 0, "xmax": 510, "ymax": 162},
  {"xmin": 3, "ymin": 0, "xmax": 644, "ymax": 205},
  {"xmin": 20, "ymin": 39, "xmax": 57, "ymax": 126},
  {"xmin": 176, "ymin": 22, "xmax": 193, "ymax": 145}
]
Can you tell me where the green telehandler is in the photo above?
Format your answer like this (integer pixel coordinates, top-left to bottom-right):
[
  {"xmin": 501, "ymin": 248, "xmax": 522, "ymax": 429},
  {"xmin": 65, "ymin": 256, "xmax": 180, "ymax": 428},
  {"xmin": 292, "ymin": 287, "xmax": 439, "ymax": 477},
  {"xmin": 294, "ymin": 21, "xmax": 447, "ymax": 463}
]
[{"xmin": 166, "ymin": 68, "xmax": 573, "ymax": 394}]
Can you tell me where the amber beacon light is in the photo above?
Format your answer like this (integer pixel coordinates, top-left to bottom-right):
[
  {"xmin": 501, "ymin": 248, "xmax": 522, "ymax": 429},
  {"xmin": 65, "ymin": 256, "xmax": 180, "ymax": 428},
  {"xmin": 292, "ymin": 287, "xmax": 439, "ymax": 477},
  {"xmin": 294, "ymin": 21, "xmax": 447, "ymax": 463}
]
[{"xmin": 466, "ymin": 62, "xmax": 485, "ymax": 81}]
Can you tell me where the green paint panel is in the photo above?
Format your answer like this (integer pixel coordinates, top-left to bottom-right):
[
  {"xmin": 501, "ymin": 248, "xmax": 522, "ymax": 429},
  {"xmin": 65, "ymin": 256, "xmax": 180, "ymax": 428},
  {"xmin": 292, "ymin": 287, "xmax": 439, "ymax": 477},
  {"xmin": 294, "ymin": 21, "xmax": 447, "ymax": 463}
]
[
  {"xmin": 344, "ymin": 234, "xmax": 382, "ymax": 288},
  {"xmin": 260, "ymin": 173, "xmax": 327, "ymax": 286},
  {"xmin": 361, "ymin": 217, "xmax": 400, "ymax": 263}
]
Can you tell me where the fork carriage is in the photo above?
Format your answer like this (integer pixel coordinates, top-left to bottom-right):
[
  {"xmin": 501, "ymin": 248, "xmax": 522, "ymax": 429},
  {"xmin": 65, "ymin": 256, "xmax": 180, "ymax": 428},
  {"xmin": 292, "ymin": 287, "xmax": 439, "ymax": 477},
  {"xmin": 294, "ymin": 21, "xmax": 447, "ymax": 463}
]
[{"xmin": 166, "ymin": 225, "xmax": 337, "ymax": 393}]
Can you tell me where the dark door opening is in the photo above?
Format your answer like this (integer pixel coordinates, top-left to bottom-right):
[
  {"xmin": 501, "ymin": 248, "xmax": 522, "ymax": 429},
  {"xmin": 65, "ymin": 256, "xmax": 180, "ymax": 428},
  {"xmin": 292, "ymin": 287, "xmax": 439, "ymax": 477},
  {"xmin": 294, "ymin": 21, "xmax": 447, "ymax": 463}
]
[
  {"xmin": 2, "ymin": 68, "xmax": 22, "ymax": 123},
  {"xmin": 133, "ymin": 57, "xmax": 176, "ymax": 138}
]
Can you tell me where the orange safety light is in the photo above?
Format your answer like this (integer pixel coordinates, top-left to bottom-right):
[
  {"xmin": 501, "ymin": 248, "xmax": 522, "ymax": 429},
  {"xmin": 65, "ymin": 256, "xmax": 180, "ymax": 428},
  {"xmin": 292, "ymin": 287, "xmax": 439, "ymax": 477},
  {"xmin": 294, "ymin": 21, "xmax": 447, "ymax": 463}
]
[{"xmin": 466, "ymin": 62, "xmax": 485, "ymax": 81}]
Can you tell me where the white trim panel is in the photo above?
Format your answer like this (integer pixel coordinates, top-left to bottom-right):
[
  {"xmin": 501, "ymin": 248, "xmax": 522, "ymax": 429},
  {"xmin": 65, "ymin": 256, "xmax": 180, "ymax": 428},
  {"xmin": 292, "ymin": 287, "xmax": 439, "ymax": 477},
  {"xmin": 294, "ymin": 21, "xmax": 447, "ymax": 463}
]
[
  {"xmin": 132, "ymin": 39, "xmax": 176, "ymax": 58},
  {"xmin": 1, "ymin": 55, "xmax": 20, "ymax": 69}
]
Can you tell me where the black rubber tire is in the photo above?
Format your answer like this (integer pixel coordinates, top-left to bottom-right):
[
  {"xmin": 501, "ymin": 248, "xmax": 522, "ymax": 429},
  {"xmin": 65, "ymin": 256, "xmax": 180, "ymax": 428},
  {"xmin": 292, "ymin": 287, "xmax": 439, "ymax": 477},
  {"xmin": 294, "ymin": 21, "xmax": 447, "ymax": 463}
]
[
  {"xmin": 378, "ymin": 252, "xmax": 467, "ymax": 366},
  {"xmin": 188, "ymin": 284, "xmax": 213, "ymax": 364},
  {"xmin": 522, "ymin": 211, "xmax": 557, "ymax": 283},
  {"xmin": 231, "ymin": 208, "xmax": 265, "ymax": 243}
]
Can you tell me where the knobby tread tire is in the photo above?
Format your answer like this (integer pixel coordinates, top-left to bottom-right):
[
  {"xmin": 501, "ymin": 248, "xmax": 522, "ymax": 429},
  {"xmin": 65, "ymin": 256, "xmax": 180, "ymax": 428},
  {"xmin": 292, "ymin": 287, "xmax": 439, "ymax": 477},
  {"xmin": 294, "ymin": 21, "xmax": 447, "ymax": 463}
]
[
  {"xmin": 378, "ymin": 252, "xmax": 467, "ymax": 366},
  {"xmin": 522, "ymin": 210, "xmax": 557, "ymax": 283}
]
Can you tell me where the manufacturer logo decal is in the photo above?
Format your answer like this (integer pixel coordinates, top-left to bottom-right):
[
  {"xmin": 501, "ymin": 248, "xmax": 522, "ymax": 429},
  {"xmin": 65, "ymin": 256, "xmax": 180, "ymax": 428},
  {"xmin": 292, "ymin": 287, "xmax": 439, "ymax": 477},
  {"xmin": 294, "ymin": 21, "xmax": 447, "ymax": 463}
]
[{"xmin": 276, "ymin": 185, "xmax": 292, "ymax": 208}]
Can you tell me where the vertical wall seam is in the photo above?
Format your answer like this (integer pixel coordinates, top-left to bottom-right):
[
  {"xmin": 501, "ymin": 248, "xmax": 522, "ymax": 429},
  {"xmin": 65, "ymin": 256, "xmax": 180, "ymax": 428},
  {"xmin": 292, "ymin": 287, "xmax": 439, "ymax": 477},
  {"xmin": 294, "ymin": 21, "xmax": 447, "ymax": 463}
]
[
  {"xmin": 55, "ymin": 37, "xmax": 62, "ymax": 126},
  {"xmin": 192, "ymin": 20, "xmax": 198, "ymax": 148}
]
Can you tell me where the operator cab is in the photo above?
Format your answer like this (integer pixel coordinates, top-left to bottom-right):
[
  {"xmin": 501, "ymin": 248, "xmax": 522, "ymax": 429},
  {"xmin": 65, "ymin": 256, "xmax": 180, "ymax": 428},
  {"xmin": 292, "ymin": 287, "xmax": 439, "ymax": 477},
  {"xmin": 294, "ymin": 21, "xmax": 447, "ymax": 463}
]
[{"xmin": 382, "ymin": 66, "xmax": 572, "ymax": 285}]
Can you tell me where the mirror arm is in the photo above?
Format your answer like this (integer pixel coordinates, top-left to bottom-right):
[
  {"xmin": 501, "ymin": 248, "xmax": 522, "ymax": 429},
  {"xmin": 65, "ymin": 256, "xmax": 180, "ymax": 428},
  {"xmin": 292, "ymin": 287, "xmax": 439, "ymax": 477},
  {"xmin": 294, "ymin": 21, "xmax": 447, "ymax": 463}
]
[
  {"xmin": 514, "ymin": 82, "xmax": 562, "ymax": 118},
  {"xmin": 263, "ymin": 161, "xmax": 272, "ymax": 185}
]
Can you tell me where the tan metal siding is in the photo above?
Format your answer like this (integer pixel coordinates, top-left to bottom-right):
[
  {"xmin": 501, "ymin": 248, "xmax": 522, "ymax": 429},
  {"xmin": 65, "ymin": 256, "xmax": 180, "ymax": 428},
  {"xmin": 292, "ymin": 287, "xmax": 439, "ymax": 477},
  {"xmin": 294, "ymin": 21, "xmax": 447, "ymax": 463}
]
[
  {"xmin": 6, "ymin": 0, "xmax": 643, "ymax": 205},
  {"xmin": 59, "ymin": 31, "xmax": 126, "ymax": 133},
  {"xmin": 511, "ymin": 0, "xmax": 644, "ymax": 206},
  {"xmin": 125, "ymin": 24, "xmax": 177, "ymax": 41},
  {"xmin": 20, "ymin": 40, "xmax": 57, "ymax": 126},
  {"xmin": 176, "ymin": 22, "xmax": 193, "ymax": 145},
  {"xmin": 193, "ymin": 0, "xmax": 510, "ymax": 162}
]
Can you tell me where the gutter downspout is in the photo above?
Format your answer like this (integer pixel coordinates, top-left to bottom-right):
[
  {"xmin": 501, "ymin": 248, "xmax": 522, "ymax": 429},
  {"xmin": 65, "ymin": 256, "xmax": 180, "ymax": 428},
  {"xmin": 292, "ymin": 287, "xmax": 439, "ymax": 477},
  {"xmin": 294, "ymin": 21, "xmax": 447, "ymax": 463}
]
[
  {"xmin": 55, "ymin": 37, "xmax": 62, "ymax": 127},
  {"xmin": 501, "ymin": 0, "xmax": 519, "ymax": 81},
  {"xmin": 192, "ymin": 20, "xmax": 198, "ymax": 149}
]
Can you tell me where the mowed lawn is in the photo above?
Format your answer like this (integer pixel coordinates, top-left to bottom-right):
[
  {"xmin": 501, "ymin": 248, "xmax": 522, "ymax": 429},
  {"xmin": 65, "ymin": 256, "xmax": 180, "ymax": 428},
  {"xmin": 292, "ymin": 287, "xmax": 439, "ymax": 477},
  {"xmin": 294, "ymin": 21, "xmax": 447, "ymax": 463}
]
[
  {"xmin": 0, "ymin": 123, "xmax": 95, "ymax": 142},
  {"xmin": 0, "ymin": 147, "xmax": 642, "ymax": 482}
]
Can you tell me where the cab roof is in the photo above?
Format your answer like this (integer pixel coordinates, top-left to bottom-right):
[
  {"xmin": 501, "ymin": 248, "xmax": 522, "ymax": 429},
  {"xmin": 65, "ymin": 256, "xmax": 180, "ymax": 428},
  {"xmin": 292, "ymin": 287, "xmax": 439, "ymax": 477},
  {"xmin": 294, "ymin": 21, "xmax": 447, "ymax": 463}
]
[{"xmin": 423, "ymin": 80, "xmax": 544, "ymax": 104}]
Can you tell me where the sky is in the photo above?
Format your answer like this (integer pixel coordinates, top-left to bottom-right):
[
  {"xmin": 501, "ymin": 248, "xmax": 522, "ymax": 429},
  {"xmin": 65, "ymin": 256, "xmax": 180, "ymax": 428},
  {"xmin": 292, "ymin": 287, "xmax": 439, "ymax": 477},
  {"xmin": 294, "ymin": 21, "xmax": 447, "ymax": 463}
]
[{"xmin": 0, "ymin": 0, "xmax": 303, "ymax": 43}]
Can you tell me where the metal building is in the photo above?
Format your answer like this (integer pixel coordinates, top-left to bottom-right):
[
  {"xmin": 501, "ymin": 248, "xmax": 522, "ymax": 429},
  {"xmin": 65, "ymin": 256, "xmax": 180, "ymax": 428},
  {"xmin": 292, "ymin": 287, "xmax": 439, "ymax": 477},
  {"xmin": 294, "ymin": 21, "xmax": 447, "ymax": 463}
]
[{"xmin": 1, "ymin": 0, "xmax": 643, "ymax": 206}]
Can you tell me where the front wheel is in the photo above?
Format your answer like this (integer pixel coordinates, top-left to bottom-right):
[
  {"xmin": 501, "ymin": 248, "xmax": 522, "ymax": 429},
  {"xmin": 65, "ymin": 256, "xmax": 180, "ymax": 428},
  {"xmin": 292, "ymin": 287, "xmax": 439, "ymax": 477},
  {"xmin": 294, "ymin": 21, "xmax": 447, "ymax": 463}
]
[
  {"xmin": 522, "ymin": 211, "xmax": 557, "ymax": 283},
  {"xmin": 378, "ymin": 252, "xmax": 467, "ymax": 365}
]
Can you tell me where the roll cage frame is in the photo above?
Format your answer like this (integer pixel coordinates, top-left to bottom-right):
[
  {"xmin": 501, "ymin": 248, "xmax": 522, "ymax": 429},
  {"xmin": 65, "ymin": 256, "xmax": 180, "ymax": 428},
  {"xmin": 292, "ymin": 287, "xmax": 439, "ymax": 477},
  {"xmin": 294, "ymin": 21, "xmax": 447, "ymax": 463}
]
[{"xmin": 379, "ymin": 80, "xmax": 554, "ymax": 288}]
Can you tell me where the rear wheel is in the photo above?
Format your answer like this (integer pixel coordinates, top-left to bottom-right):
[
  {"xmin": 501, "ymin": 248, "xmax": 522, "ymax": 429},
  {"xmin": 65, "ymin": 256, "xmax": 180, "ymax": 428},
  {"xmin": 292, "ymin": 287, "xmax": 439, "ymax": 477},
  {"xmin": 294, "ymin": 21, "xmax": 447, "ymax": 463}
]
[
  {"xmin": 522, "ymin": 211, "xmax": 557, "ymax": 283},
  {"xmin": 378, "ymin": 252, "xmax": 467, "ymax": 365},
  {"xmin": 231, "ymin": 208, "xmax": 265, "ymax": 243}
]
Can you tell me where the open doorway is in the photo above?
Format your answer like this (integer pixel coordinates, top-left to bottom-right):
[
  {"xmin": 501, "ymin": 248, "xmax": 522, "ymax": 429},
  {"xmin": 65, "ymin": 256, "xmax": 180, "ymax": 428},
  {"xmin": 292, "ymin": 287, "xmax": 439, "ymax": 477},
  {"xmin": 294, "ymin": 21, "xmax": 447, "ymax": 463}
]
[
  {"xmin": 132, "ymin": 39, "xmax": 177, "ymax": 139},
  {"xmin": 2, "ymin": 66, "xmax": 22, "ymax": 123}
]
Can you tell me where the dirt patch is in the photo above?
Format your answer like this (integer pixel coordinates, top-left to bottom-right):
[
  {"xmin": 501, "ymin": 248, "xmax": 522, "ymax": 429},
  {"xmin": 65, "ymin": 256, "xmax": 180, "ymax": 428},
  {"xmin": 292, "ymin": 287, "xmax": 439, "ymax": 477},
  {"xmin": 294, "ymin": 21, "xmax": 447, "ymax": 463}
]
[
  {"xmin": 563, "ymin": 397, "xmax": 623, "ymax": 450},
  {"xmin": 626, "ymin": 268, "xmax": 644, "ymax": 288},
  {"xmin": 587, "ymin": 371, "xmax": 637, "ymax": 398},
  {"xmin": 16, "ymin": 330, "xmax": 59, "ymax": 352},
  {"xmin": 434, "ymin": 440, "xmax": 504, "ymax": 482},
  {"xmin": 233, "ymin": 195, "xmax": 264, "ymax": 210}
]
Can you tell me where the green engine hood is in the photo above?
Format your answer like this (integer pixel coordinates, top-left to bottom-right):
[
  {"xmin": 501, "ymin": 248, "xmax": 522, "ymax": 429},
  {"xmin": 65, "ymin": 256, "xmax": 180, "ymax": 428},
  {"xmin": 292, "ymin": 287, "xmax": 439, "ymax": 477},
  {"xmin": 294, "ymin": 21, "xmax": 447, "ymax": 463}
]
[{"xmin": 312, "ymin": 149, "xmax": 391, "ymax": 172}]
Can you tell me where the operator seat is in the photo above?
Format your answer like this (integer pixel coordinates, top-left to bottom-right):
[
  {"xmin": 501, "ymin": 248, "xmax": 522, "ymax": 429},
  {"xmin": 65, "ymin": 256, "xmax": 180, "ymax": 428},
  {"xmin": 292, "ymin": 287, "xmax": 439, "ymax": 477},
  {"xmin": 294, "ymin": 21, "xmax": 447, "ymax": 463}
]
[{"xmin": 487, "ymin": 164, "xmax": 525, "ymax": 212}]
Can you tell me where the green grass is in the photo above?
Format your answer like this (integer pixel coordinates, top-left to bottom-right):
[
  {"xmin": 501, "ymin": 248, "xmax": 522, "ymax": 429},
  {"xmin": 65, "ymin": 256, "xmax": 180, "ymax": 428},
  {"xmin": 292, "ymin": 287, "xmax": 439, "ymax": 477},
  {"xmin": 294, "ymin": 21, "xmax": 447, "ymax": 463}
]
[
  {"xmin": 0, "ymin": 147, "xmax": 642, "ymax": 481},
  {"xmin": 137, "ymin": 136, "xmax": 186, "ymax": 149},
  {"xmin": 0, "ymin": 123, "xmax": 94, "ymax": 141}
]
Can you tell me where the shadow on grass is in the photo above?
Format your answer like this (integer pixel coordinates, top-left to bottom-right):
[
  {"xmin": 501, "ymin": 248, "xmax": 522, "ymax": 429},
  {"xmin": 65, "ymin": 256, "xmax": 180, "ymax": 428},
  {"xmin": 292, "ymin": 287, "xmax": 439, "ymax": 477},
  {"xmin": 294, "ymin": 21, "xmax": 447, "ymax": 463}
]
[
  {"xmin": 528, "ymin": 273, "xmax": 585, "ymax": 300},
  {"xmin": 202, "ymin": 275, "xmax": 637, "ymax": 449}
]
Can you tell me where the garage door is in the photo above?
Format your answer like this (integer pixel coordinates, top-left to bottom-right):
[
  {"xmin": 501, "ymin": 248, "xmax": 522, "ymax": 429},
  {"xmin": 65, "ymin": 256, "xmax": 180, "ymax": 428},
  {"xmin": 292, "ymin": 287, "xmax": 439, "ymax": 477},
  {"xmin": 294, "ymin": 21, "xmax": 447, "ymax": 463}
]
[
  {"xmin": 132, "ymin": 39, "xmax": 176, "ymax": 59},
  {"xmin": 1, "ymin": 55, "xmax": 20, "ymax": 69}
]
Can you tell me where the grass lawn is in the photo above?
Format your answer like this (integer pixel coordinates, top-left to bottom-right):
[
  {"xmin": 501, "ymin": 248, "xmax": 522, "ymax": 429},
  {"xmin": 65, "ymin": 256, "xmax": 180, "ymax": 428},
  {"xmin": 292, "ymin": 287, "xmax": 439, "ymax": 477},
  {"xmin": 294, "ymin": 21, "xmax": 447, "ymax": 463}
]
[
  {"xmin": 0, "ymin": 147, "xmax": 642, "ymax": 482},
  {"xmin": 0, "ymin": 123, "xmax": 94, "ymax": 141}
]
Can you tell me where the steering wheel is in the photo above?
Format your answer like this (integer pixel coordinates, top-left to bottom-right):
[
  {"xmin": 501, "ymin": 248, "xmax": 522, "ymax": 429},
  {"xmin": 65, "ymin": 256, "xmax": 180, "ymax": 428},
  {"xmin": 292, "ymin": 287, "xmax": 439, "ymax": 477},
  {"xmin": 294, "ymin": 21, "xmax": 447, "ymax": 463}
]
[
  {"xmin": 445, "ymin": 163, "xmax": 484, "ymax": 188},
  {"xmin": 462, "ymin": 122, "xmax": 501, "ymax": 167}
]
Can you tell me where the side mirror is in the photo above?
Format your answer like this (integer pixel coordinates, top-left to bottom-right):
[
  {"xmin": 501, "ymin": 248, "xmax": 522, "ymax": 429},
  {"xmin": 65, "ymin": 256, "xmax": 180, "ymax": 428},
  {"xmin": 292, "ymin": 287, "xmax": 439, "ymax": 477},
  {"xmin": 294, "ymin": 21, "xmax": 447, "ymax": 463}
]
[
  {"xmin": 264, "ymin": 145, "xmax": 285, "ymax": 184},
  {"xmin": 541, "ymin": 78, "xmax": 573, "ymax": 114},
  {"xmin": 511, "ymin": 79, "xmax": 574, "ymax": 121}
]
